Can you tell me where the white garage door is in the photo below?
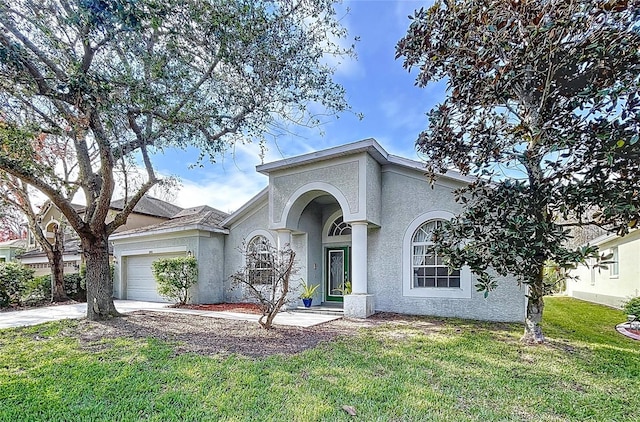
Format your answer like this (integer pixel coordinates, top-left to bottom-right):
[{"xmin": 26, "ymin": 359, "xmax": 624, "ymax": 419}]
[{"xmin": 125, "ymin": 253, "xmax": 184, "ymax": 302}]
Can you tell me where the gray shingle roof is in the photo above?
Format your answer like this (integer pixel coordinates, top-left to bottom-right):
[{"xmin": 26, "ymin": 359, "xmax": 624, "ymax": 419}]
[
  {"xmin": 109, "ymin": 196, "xmax": 183, "ymax": 218},
  {"xmin": 113, "ymin": 206, "xmax": 229, "ymax": 237}
]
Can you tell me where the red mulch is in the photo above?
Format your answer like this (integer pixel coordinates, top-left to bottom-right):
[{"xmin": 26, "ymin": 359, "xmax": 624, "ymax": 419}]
[{"xmin": 176, "ymin": 303, "xmax": 262, "ymax": 314}]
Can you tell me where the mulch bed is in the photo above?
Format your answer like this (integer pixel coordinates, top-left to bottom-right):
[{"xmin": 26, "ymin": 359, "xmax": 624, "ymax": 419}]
[
  {"xmin": 70, "ymin": 311, "xmax": 361, "ymax": 358},
  {"xmin": 175, "ymin": 302, "xmax": 262, "ymax": 314},
  {"xmin": 66, "ymin": 311, "xmax": 445, "ymax": 359}
]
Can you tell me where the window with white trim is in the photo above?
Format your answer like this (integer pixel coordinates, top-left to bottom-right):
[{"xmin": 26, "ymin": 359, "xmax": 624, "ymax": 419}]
[
  {"xmin": 328, "ymin": 216, "xmax": 351, "ymax": 237},
  {"xmin": 411, "ymin": 220, "xmax": 461, "ymax": 288},
  {"xmin": 610, "ymin": 246, "xmax": 619, "ymax": 277},
  {"xmin": 247, "ymin": 235, "xmax": 274, "ymax": 285}
]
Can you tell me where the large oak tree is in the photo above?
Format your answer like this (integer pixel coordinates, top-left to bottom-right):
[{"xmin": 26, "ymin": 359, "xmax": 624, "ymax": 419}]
[
  {"xmin": 397, "ymin": 0, "xmax": 639, "ymax": 342},
  {"xmin": 0, "ymin": 0, "xmax": 352, "ymax": 319}
]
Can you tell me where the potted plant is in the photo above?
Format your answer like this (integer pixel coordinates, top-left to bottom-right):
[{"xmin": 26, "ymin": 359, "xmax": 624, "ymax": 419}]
[
  {"xmin": 332, "ymin": 280, "xmax": 352, "ymax": 296},
  {"xmin": 299, "ymin": 280, "xmax": 319, "ymax": 308}
]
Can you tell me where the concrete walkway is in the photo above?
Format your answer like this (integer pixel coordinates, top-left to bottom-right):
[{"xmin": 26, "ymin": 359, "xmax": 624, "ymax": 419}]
[{"xmin": 0, "ymin": 300, "xmax": 341, "ymax": 329}]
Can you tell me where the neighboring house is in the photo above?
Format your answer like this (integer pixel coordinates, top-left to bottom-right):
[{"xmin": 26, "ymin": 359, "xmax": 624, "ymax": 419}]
[
  {"xmin": 0, "ymin": 238, "xmax": 26, "ymax": 263},
  {"xmin": 566, "ymin": 229, "xmax": 640, "ymax": 308},
  {"xmin": 112, "ymin": 139, "xmax": 526, "ymax": 322},
  {"xmin": 19, "ymin": 196, "xmax": 183, "ymax": 276}
]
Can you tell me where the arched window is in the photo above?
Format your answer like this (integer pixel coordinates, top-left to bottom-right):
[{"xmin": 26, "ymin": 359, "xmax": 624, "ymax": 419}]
[
  {"xmin": 328, "ymin": 216, "xmax": 351, "ymax": 237},
  {"xmin": 411, "ymin": 220, "xmax": 460, "ymax": 288},
  {"xmin": 247, "ymin": 235, "xmax": 274, "ymax": 285}
]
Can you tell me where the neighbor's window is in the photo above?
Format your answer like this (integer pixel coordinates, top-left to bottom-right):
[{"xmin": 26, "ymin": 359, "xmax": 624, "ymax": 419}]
[
  {"xmin": 610, "ymin": 246, "xmax": 619, "ymax": 277},
  {"xmin": 412, "ymin": 220, "xmax": 460, "ymax": 288},
  {"xmin": 247, "ymin": 235, "xmax": 274, "ymax": 285}
]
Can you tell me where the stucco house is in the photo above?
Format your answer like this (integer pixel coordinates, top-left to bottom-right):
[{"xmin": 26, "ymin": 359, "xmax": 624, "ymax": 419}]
[
  {"xmin": 111, "ymin": 139, "xmax": 526, "ymax": 321},
  {"xmin": 566, "ymin": 229, "xmax": 640, "ymax": 308}
]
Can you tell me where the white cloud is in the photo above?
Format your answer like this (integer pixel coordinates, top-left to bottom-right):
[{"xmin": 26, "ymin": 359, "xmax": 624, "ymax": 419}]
[{"xmin": 174, "ymin": 169, "xmax": 267, "ymax": 214}]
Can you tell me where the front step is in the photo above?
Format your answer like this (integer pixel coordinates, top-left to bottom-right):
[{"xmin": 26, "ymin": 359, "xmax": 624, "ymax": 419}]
[{"xmin": 294, "ymin": 304, "xmax": 344, "ymax": 316}]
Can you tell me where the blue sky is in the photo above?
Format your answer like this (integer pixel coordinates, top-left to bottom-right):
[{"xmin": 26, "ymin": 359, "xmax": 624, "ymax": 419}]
[{"xmin": 152, "ymin": 0, "xmax": 444, "ymax": 213}]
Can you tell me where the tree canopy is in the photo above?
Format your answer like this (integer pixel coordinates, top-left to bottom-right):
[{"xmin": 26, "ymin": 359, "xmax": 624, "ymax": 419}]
[
  {"xmin": 397, "ymin": 0, "xmax": 640, "ymax": 342},
  {"xmin": 0, "ymin": 0, "xmax": 353, "ymax": 319}
]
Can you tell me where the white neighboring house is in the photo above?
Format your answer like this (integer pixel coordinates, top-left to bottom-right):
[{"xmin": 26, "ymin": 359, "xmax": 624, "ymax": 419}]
[
  {"xmin": 111, "ymin": 139, "xmax": 527, "ymax": 322},
  {"xmin": 566, "ymin": 229, "xmax": 640, "ymax": 308}
]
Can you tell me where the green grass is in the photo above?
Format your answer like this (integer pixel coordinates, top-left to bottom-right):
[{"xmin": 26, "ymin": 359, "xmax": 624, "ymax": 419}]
[{"xmin": 1, "ymin": 297, "xmax": 638, "ymax": 421}]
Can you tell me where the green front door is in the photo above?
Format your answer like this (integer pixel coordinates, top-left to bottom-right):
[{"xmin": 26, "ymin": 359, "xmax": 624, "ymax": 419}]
[{"xmin": 326, "ymin": 246, "xmax": 350, "ymax": 302}]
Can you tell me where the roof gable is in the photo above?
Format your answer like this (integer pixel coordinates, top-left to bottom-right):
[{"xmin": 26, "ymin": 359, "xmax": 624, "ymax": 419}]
[{"xmin": 255, "ymin": 138, "xmax": 475, "ymax": 184}]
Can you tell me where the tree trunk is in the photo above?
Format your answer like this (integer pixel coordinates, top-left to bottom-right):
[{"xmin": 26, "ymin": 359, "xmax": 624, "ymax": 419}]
[
  {"xmin": 50, "ymin": 250, "xmax": 68, "ymax": 302},
  {"xmin": 83, "ymin": 235, "xmax": 119, "ymax": 320},
  {"xmin": 522, "ymin": 295, "xmax": 545, "ymax": 344},
  {"xmin": 50, "ymin": 226, "xmax": 68, "ymax": 302}
]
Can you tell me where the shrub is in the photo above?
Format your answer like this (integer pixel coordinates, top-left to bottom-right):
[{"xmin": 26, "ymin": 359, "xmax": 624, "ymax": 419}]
[
  {"xmin": 623, "ymin": 297, "xmax": 640, "ymax": 317},
  {"xmin": 0, "ymin": 262, "xmax": 35, "ymax": 308},
  {"xmin": 64, "ymin": 272, "xmax": 86, "ymax": 302},
  {"xmin": 230, "ymin": 244, "xmax": 297, "ymax": 329},
  {"xmin": 151, "ymin": 256, "xmax": 198, "ymax": 305},
  {"xmin": 22, "ymin": 275, "xmax": 51, "ymax": 306},
  {"xmin": 22, "ymin": 271, "xmax": 87, "ymax": 306}
]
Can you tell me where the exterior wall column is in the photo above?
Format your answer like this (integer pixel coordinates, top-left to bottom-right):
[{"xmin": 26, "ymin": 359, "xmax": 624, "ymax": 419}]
[
  {"xmin": 350, "ymin": 221, "xmax": 368, "ymax": 294},
  {"xmin": 275, "ymin": 229, "xmax": 293, "ymax": 310},
  {"xmin": 344, "ymin": 221, "xmax": 374, "ymax": 318},
  {"xmin": 276, "ymin": 229, "xmax": 292, "ymax": 250}
]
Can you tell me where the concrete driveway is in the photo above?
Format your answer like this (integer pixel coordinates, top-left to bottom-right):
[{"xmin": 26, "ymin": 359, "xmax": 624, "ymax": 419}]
[{"xmin": 0, "ymin": 300, "xmax": 169, "ymax": 329}]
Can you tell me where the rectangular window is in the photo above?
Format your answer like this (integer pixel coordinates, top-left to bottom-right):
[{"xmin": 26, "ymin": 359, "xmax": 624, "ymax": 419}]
[{"xmin": 610, "ymin": 247, "xmax": 619, "ymax": 277}]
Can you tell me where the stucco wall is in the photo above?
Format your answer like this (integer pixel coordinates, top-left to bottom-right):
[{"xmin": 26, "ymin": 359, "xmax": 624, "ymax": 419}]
[
  {"xmin": 365, "ymin": 154, "xmax": 382, "ymax": 226},
  {"xmin": 223, "ymin": 201, "xmax": 277, "ymax": 302},
  {"xmin": 271, "ymin": 159, "xmax": 360, "ymax": 225},
  {"xmin": 110, "ymin": 212, "xmax": 168, "ymax": 233},
  {"xmin": 368, "ymin": 168, "xmax": 526, "ymax": 322},
  {"xmin": 193, "ymin": 233, "xmax": 226, "ymax": 303},
  {"xmin": 567, "ymin": 230, "xmax": 640, "ymax": 308},
  {"xmin": 298, "ymin": 205, "xmax": 322, "ymax": 302}
]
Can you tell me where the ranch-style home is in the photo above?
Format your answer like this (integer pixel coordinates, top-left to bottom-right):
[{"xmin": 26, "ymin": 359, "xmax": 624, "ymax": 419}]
[{"xmin": 111, "ymin": 138, "xmax": 526, "ymax": 321}]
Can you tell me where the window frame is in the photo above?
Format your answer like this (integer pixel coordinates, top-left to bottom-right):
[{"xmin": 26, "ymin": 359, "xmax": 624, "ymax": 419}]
[
  {"xmin": 246, "ymin": 235, "xmax": 274, "ymax": 286},
  {"xmin": 411, "ymin": 219, "xmax": 462, "ymax": 289},
  {"xmin": 402, "ymin": 211, "xmax": 472, "ymax": 299},
  {"xmin": 609, "ymin": 246, "xmax": 619, "ymax": 278}
]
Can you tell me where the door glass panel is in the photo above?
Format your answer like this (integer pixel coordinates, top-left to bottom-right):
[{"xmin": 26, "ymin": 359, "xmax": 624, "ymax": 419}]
[{"xmin": 328, "ymin": 250, "xmax": 345, "ymax": 297}]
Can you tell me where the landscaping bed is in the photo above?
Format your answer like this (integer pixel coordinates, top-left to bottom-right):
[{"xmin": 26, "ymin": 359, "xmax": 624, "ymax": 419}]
[
  {"xmin": 69, "ymin": 311, "xmax": 438, "ymax": 358},
  {"xmin": 175, "ymin": 302, "xmax": 262, "ymax": 314}
]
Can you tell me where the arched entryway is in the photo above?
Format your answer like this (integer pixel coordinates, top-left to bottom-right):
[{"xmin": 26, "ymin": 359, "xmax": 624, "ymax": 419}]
[{"xmin": 276, "ymin": 184, "xmax": 373, "ymax": 316}]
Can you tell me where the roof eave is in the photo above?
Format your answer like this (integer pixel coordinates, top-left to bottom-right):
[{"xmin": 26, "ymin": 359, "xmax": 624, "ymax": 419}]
[
  {"xmin": 385, "ymin": 155, "xmax": 476, "ymax": 184},
  {"xmin": 256, "ymin": 138, "xmax": 388, "ymax": 175},
  {"xmin": 110, "ymin": 224, "xmax": 229, "ymax": 241}
]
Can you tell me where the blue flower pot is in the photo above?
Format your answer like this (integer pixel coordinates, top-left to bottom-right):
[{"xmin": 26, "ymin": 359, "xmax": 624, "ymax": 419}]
[{"xmin": 302, "ymin": 298, "xmax": 313, "ymax": 308}]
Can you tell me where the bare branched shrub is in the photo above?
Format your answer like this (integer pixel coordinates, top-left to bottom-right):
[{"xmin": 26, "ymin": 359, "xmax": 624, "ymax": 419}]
[{"xmin": 230, "ymin": 240, "xmax": 297, "ymax": 329}]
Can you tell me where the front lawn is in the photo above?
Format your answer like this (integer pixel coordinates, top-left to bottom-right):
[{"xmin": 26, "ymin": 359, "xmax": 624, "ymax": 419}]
[{"xmin": 0, "ymin": 297, "xmax": 638, "ymax": 421}]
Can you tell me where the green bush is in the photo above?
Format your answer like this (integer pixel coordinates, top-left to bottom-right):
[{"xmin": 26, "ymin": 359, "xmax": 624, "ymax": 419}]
[
  {"xmin": 0, "ymin": 262, "xmax": 35, "ymax": 308},
  {"xmin": 22, "ymin": 275, "xmax": 51, "ymax": 306},
  {"xmin": 22, "ymin": 272, "xmax": 87, "ymax": 306},
  {"xmin": 151, "ymin": 256, "xmax": 198, "ymax": 305},
  {"xmin": 623, "ymin": 297, "xmax": 640, "ymax": 317}
]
